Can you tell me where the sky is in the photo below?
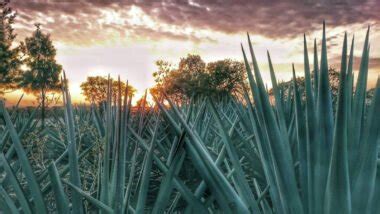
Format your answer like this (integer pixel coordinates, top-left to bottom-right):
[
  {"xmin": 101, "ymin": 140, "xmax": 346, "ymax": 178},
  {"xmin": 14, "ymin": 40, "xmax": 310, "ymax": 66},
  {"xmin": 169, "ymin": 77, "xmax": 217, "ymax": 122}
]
[{"xmin": 3, "ymin": 0, "xmax": 380, "ymax": 105}]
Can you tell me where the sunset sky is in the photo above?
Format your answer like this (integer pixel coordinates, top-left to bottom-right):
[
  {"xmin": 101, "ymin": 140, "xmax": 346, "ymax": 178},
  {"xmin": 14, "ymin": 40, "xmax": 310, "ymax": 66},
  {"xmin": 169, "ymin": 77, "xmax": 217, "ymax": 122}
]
[{"xmin": 4, "ymin": 0, "xmax": 380, "ymax": 105}]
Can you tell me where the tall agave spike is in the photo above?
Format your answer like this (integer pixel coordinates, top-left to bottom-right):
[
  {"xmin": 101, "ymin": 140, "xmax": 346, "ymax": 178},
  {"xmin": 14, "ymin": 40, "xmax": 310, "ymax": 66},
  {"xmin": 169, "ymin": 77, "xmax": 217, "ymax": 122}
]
[
  {"xmin": 346, "ymin": 36, "xmax": 357, "ymax": 190},
  {"xmin": 346, "ymin": 35, "xmax": 356, "ymax": 184},
  {"xmin": 0, "ymin": 153, "xmax": 33, "ymax": 214},
  {"xmin": 241, "ymin": 43, "xmax": 263, "ymax": 116},
  {"xmin": 109, "ymin": 77, "xmax": 121, "ymax": 202},
  {"xmin": 324, "ymin": 33, "xmax": 351, "ymax": 214},
  {"xmin": 303, "ymin": 34, "xmax": 318, "ymax": 214},
  {"xmin": 115, "ymin": 80, "xmax": 131, "ymax": 213},
  {"xmin": 351, "ymin": 59, "xmax": 379, "ymax": 214},
  {"xmin": 138, "ymin": 90, "xmax": 148, "ymax": 135},
  {"xmin": 2, "ymin": 102, "xmax": 39, "ymax": 159},
  {"xmin": 62, "ymin": 71, "xmax": 84, "ymax": 214},
  {"xmin": 164, "ymin": 95, "xmax": 250, "ymax": 213},
  {"xmin": 346, "ymin": 36, "xmax": 355, "ymax": 158},
  {"xmin": 291, "ymin": 63, "xmax": 308, "ymax": 214},
  {"xmin": 247, "ymin": 33, "xmax": 266, "ymax": 92},
  {"xmin": 247, "ymin": 35, "xmax": 294, "ymax": 159},
  {"xmin": 100, "ymin": 75, "xmax": 112, "ymax": 207},
  {"xmin": 246, "ymin": 34, "xmax": 303, "ymax": 214},
  {"xmin": 350, "ymin": 26, "xmax": 370, "ymax": 161},
  {"xmin": 132, "ymin": 90, "xmax": 150, "ymax": 195},
  {"xmin": 63, "ymin": 180, "xmax": 114, "ymax": 213},
  {"xmin": 304, "ymin": 34, "xmax": 314, "ymax": 104},
  {"xmin": 111, "ymin": 77, "xmax": 126, "ymax": 213},
  {"xmin": 48, "ymin": 162, "xmax": 70, "ymax": 214},
  {"xmin": 136, "ymin": 116, "xmax": 160, "ymax": 213},
  {"xmin": 366, "ymin": 75, "xmax": 380, "ymax": 213},
  {"xmin": 207, "ymin": 98, "xmax": 261, "ymax": 213},
  {"xmin": 159, "ymin": 139, "xmax": 187, "ymax": 212},
  {"xmin": 267, "ymin": 51, "xmax": 288, "ymax": 143},
  {"xmin": 153, "ymin": 149, "xmax": 186, "ymax": 214},
  {"xmin": 242, "ymin": 45, "xmax": 285, "ymax": 212},
  {"xmin": 313, "ymin": 21, "xmax": 334, "ymax": 214},
  {"xmin": 123, "ymin": 89, "xmax": 148, "ymax": 210},
  {"xmin": 313, "ymin": 39, "xmax": 319, "ymax": 99},
  {"xmin": 151, "ymin": 97, "xmax": 208, "ymax": 213},
  {"xmin": 267, "ymin": 52, "xmax": 300, "ymax": 213}
]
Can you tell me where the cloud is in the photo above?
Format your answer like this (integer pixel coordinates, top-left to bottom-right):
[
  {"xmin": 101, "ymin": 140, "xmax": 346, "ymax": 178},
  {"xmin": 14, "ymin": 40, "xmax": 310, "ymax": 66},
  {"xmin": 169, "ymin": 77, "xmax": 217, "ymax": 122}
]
[
  {"xmin": 9, "ymin": 0, "xmax": 379, "ymax": 45},
  {"xmin": 10, "ymin": 0, "xmax": 215, "ymax": 45},
  {"xmin": 143, "ymin": 0, "xmax": 379, "ymax": 38}
]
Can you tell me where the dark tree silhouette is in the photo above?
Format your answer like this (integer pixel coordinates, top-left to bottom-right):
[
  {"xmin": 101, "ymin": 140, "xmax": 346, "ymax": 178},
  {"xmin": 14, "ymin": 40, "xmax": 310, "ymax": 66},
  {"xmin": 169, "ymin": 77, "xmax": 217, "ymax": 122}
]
[
  {"xmin": 20, "ymin": 24, "xmax": 62, "ymax": 128},
  {"xmin": 0, "ymin": 0, "xmax": 21, "ymax": 95}
]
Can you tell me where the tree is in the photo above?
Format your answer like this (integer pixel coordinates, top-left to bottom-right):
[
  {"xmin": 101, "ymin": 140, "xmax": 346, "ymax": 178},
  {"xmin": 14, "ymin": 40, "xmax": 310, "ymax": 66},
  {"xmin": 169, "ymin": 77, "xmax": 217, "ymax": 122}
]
[
  {"xmin": 0, "ymin": 0, "xmax": 21, "ymax": 95},
  {"xmin": 20, "ymin": 24, "xmax": 62, "ymax": 127},
  {"xmin": 206, "ymin": 59, "xmax": 246, "ymax": 96},
  {"xmin": 178, "ymin": 54, "xmax": 206, "ymax": 75},
  {"xmin": 151, "ymin": 54, "xmax": 246, "ymax": 101},
  {"xmin": 80, "ymin": 76, "xmax": 136, "ymax": 105},
  {"xmin": 176, "ymin": 54, "xmax": 208, "ymax": 97},
  {"xmin": 152, "ymin": 55, "xmax": 208, "ymax": 101},
  {"xmin": 151, "ymin": 60, "xmax": 183, "ymax": 101}
]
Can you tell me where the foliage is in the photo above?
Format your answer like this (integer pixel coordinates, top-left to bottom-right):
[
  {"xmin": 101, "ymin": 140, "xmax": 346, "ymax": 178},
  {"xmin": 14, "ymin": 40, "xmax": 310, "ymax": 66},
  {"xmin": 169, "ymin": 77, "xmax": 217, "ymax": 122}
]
[
  {"xmin": 0, "ymin": 0, "xmax": 21, "ymax": 94},
  {"xmin": 272, "ymin": 68, "xmax": 339, "ymax": 97},
  {"xmin": 80, "ymin": 76, "xmax": 136, "ymax": 105},
  {"xmin": 206, "ymin": 59, "xmax": 246, "ymax": 96},
  {"xmin": 271, "ymin": 68, "xmax": 375, "ymax": 109},
  {"xmin": 19, "ymin": 24, "xmax": 62, "ymax": 94},
  {"xmin": 151, "ymin": 55, "xmax": 246, "ymax": 101},
  {"xmin": 19, "ymin": 24, "xmax": 62, "ymax": 127},
  {"xmin": 0, "ymin": 24, "xmax": 379, "ymax": 214}
]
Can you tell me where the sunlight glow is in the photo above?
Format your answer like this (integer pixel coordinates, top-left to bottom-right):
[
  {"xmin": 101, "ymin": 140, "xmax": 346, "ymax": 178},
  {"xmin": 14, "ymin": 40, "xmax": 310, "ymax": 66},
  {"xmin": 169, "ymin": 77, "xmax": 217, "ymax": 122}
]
[{"xmin": 3, "ymin": 4, "xmax": 379, "ymax": 107}]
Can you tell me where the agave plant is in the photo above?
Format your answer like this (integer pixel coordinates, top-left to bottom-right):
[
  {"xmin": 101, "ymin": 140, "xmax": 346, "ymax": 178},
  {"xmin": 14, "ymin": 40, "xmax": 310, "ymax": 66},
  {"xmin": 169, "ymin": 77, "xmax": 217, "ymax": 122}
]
[
  {"xmin": 0, "ymin": 23, "xmax": 379, "ymax": 214},
  {"xmin": 239, "ymin": 22, "xmax": 379, "ymax": 214}
]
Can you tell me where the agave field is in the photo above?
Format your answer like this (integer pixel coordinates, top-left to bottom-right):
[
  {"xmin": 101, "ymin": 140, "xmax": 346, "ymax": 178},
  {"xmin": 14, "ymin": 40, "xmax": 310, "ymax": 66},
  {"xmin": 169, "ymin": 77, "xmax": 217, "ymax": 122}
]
[{"xmin": 0, "ymin": 24, "xmax": 379, "ymax": 214}]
